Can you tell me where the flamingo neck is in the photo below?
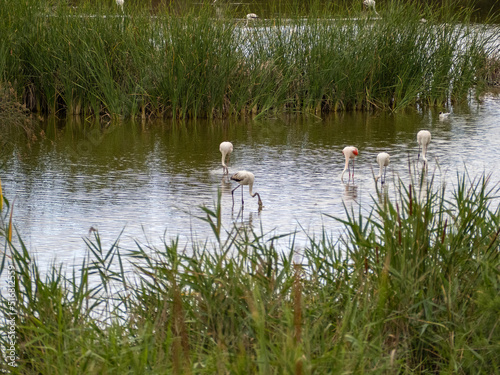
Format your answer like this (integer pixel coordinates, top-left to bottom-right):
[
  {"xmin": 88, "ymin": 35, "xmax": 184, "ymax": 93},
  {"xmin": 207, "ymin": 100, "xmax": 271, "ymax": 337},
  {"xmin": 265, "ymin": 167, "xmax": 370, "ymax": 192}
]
[
  {"xmin": 376, "ymin": 165, "xmax": 383, "ymax": 182},
  {"xmin": 341, "ymin": 156, "xmax": 350, "ymax": 179},
  {"xmin": 248, "ymin": 181, "xmax": 254, "ymax": 196},
  {"xmin": 221, "ymin": 152, "xmax": 227, "ymax": 168},
  {"xmin": 421, "ymin": 144, "xmax": 428, "ymax": 162},
  {"xmin": 248, "ymin": 183, "xmax": 263, "ymax": 206}
]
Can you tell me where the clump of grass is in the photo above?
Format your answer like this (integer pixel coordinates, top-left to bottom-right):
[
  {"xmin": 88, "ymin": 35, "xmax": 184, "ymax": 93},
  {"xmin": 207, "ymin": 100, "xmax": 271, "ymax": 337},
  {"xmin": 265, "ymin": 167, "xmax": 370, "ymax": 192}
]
[
  {"xmin": 1, "ymin": 173, "xmax": 499, "ymax": 373},
  {"xmin": 0, "ymin": 83, "xmax": 31, "ymax": 123},
  {"xmin": 479, "ymin": 53, "xmax": 500, "ymax": 88},
  {"xmin": 0, "ymin": 0, "xmax": 497, "ymax": 119}
]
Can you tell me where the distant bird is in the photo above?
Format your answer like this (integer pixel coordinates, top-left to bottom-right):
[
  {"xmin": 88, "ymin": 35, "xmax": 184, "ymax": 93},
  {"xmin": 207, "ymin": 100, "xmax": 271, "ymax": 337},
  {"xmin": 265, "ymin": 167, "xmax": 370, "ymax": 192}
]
[
  {"xmin": 439, "ymin": 111, "xmax": 450, "ymax": 121},
  {"xmin": 363, "ymin": 0, "xmax": 379, "ymax": 15},
  {"xmin": 230, "ymin": 171, "xmax": 263, "ymax": 209},
  {"xmin": 116, "ymin": 0, "xmax": 124, "ymax": 11},
  {"xmin": 375, "ymin": 152, "xmax": 390, "ymax": 185},
  {"xmin": 246, "ymin": 13, "xmax": 259, "ymax": 26},
  {"xmin": 417, "ymin": 130, "xmax": 431, "ymax": 165},
  {"xmin": 219, "ymin": 141, "xmax": 233, "ymax": 175},
  {"xmin": 341, "ymin": 146, "xmax": 359, "ymax": 182}
]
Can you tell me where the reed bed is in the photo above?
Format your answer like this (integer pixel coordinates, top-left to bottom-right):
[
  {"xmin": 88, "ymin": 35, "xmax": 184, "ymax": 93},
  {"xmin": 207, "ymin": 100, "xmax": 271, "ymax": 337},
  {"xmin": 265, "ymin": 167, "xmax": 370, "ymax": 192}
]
[
  {"xmin": 0, "ymin": 0, "xmax": 498, "ymax": 119},
  {"xmin": 1, "ymin": 173, "xmax": 499, "ymax": 374}
]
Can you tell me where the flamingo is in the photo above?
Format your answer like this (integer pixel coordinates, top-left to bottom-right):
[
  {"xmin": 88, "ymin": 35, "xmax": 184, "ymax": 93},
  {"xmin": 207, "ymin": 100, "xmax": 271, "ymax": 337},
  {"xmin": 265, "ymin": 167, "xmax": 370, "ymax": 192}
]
[
  {"xmin": 439, "ymin": 111, "xmax": 450, "ymax": 121},
  {"xmin": 219, "ymin": 141, "xmax": 233, "ymax": 175},
  {"xmin": 230, "ymin": 171, "xmax": 263, "ymax": 209},
  {"xmin": 116, "ymin": 0, "xmax": 124, "ymax": 11},
  {"xmin": 375, "ymin": 152, "xmax": 390, "ymax": 185},
  {"xmin": 341, "ymin": 146, "xmax": 359, "ymax": 182},
  {"xmin": 417, "ymin": 130, "xmax": 431, "ymax": 165},
  {"xmin": 363, "ymin": 0, "xmax": 379, "ymax": 15}
]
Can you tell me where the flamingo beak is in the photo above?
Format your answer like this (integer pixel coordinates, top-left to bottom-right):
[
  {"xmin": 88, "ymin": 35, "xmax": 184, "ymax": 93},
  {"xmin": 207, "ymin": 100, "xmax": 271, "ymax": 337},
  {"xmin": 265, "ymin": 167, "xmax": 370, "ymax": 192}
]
[{"xmin": 353, "ymin": 149, "xmax": 359, "ymax": 156}]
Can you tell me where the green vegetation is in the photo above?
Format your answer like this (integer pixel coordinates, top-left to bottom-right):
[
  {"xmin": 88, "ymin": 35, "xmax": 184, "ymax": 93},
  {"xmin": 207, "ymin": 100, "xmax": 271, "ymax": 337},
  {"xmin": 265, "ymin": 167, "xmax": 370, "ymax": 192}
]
[
  {"xmin": 1, "ymin": 173, "xmax": 499, "ymax": 374},
  {"xmin": 0, "ymin": 0, "xmax": 498, "ymax": 119}
]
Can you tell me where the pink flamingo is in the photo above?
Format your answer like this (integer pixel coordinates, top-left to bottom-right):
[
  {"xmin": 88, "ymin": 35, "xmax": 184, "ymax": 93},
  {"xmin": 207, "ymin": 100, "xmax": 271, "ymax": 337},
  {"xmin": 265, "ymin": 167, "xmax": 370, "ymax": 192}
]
[
  {"xmin": 219, "ymin": 141, "xmax": 233, "ymax": 175},
  {"xmin": 230, "ymin": 171, "xmax": 263, "ymax": 209},
  {"xmin": 375, "ymin": 152, "xmax": 390, "ymax": 184},
  {"xmin": 417, "ymin": 130, "xmax": 431, "ymax": 165},
  {"xmin": 341, "ymin": 146, "xmax": 359, "ymax": 182}
]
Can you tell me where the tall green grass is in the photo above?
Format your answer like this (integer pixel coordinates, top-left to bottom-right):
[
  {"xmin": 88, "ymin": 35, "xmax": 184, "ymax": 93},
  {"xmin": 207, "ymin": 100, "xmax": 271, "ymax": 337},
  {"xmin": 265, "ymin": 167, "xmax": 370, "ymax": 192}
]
[
  {"xmin": 1, "ymin": 173, "xmax": 499, "ymax": 374},
  {"xmin": 0, "ymin": 0, "xmax": 498, "ymax": 119}
]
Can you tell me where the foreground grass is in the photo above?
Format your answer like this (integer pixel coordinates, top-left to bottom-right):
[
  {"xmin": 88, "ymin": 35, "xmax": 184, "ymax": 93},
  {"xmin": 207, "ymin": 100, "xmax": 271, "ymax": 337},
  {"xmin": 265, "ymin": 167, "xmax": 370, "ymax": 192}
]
[
  {"xmin": 0, "ymin": 173, "xmax": 499, "ymax": 374},
  {"xmin": 0, "ymin": 0, "xmax": 498, "ymax": 119}
]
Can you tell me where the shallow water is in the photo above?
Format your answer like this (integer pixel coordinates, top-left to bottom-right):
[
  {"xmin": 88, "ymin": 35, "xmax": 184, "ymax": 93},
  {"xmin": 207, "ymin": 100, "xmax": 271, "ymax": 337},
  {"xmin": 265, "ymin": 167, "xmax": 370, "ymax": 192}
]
[{"xmin": 2, "ymin": 93, "xmax": 500, "ymax": 269}]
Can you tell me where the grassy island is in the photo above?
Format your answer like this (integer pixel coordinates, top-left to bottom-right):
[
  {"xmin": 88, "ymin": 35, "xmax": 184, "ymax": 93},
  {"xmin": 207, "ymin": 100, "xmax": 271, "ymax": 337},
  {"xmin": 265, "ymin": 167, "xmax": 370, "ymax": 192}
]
[{"xmin": 0, "ymin": 0, "xmax": 498, "ymax": 119}]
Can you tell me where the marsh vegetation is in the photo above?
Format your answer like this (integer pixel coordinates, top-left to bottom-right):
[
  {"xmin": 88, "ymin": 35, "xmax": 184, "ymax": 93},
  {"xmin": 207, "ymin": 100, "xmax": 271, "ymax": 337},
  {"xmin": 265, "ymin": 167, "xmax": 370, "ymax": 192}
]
[
  {"xmin": 1, "ymin": 174, "xmax": 499, "ymax": 373},
  {"xmin": 0, "ymin": 0, "xmax": 498, "ymax": 119}
]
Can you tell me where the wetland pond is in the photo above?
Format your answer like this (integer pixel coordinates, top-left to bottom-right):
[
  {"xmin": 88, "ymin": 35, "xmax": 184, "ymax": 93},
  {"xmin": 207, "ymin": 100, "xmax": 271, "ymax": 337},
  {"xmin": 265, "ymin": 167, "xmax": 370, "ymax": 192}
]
[{"xmin": 2, "ymin": 94, "xmax": 500, "ymax": 271}]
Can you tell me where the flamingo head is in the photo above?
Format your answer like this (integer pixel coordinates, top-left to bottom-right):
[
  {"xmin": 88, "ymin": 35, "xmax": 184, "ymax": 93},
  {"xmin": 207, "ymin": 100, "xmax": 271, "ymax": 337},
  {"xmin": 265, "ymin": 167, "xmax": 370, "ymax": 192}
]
[{"xmin": 353, "ymin": 148, "xmax": 359, "ymax": 156}]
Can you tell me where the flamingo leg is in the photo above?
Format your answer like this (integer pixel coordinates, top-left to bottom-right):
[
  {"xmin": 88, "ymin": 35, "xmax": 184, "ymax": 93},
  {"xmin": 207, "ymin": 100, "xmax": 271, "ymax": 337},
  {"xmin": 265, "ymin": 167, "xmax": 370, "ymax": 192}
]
[
  {"xmin": 241, "ymin": 186, "xmax": 244, "ymax": 206},
  {"xmin": 231, "ymin": 185, "xmax": 241, "ymax": 208}
]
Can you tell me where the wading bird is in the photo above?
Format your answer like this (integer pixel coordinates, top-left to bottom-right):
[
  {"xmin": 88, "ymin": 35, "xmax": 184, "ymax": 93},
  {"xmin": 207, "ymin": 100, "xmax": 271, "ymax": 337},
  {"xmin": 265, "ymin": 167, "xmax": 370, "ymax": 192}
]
[
  {"xmin": 341, "ymin": 146, "xmax": 359, "ymax": 182},
  {"xmin": 116, "ymin": 0, "xmax": 124, "ymax": 11},
  {"xmin": 230, "ymin": 170, "xmax": 263, "ymax": 209},
  {"xmin": 246, "ymin": 13, "xmax": 259, "ymax": 26},
  {"xmin": 375, "ymin": 152, "xmax": 390, "ymax": 185},
  {"xmin": 363, "ymin": 0, "xmax": 379, "ymax": 15},
  {"xmin": 439, "ymin": 111, "xmax": 450, "ymax": 121},
  {"xmin": 417, "ymin": 130, "xmax": 431, "ymax": 165},
  {"xmin": 219, "ymin": 141, "xmax": 233, "ymax": 175}
]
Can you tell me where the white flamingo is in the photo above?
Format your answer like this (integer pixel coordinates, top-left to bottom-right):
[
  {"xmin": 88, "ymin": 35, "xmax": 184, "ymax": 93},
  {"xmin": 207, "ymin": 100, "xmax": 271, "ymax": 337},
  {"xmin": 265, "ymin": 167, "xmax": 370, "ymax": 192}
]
[
  {"xmin": 417, "ymin": 130, "xmax": 431, "ymax": 165},
  {"xmin": 363, "ymin": 0, "xmax": 379, "ymax": 15},
  {"xmin": 230, "ymin": 171, "xmax": 263, "ymax": 209},
  {"xmin": 219, "ymin": 141, "xmax": 233, "ymax": 175},
  {"xmin": 439, "ymin": 111, "xmax": 450, "ymax": 121},
  {"xmin": 116, "ymin": 0, "xmax": 124, "ymax": 11},
  {"xmin": 341, "ymin": 146, "xmax": 359, "ymax": 182},
  {"xmin": 375, "ymin": 152, "xmax": 390, "ymax": 184}
]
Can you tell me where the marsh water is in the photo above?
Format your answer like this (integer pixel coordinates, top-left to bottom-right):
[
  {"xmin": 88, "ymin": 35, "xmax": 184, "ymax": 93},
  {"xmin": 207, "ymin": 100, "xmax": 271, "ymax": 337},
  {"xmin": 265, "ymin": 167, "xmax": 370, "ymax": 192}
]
[{"xmin": 2, "ymin": 93, "xmax": 500, "ymax": 270}]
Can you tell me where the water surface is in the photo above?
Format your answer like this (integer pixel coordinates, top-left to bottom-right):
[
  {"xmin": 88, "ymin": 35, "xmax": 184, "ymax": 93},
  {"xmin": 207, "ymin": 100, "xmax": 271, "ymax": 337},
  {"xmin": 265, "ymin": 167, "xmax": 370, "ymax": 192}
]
[{"xmin": 2, "ymin": 94, "xmax": 500, "ymax": 270}]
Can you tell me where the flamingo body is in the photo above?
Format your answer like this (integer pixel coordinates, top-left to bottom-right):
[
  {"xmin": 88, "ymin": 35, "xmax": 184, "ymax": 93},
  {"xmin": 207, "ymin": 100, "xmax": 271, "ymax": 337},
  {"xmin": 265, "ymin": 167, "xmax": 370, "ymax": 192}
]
[
  {"xmin": 417, "ymin": 130, "xmax": 431, "ymax": 165},
  {"xmin": 231, "ymin": 170, "xmax": 263, "ymax": 208},
  {"xmin": 219, "ymin": 141, "xmax": 233, "ymax": 175},
  {"xmin": 341, "ymin": 146, "xmax": 359, "ymax": 182},
  {"xmin": 375, "ymin": 152, "xmax": 390, "ymax": 184}
]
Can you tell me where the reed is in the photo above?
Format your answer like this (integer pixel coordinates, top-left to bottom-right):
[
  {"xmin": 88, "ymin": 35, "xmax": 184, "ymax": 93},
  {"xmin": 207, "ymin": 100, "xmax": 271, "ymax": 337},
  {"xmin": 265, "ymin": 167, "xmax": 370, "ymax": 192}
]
[
  {"xmin": 1, "ymin": 172, "xmax": 499, "ymax": 374},
  {"xmin": 0, "ymin": 0, "xmax": 497, "ymax": 119}
]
